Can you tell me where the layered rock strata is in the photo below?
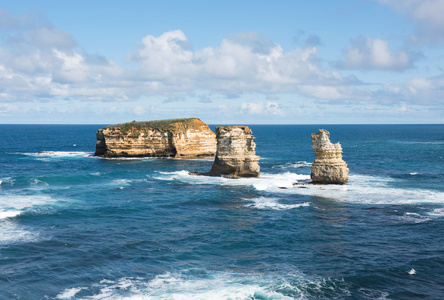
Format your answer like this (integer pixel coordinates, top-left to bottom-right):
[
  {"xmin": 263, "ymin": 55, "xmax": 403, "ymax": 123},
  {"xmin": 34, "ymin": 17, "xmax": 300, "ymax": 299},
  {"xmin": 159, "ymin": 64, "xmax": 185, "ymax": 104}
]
[
  {"xmin": 310, "ymin": 129, "xmax": 349, "ymax": 184},
  {"xmin": 208, "ymin": 126, "xmax": 260, "ymax": 178},
  {"xmin": 94, "ymin": 118, "xmax": 216, "ymax": 158}
]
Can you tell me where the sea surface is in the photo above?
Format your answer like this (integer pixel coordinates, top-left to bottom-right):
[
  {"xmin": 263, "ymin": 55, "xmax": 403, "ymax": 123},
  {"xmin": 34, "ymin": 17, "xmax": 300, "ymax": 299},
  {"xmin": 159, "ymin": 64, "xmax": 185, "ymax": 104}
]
[{"xmin": 0, "ymin": 124, "xmax": 443, "ymax": 299}]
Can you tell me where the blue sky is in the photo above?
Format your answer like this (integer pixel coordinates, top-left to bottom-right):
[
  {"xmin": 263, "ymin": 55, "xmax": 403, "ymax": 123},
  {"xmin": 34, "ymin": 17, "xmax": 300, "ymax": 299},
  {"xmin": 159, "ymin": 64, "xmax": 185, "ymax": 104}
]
[{"xmin": 0, "ymin": 0, "xmax": 443, "ymax": 124}]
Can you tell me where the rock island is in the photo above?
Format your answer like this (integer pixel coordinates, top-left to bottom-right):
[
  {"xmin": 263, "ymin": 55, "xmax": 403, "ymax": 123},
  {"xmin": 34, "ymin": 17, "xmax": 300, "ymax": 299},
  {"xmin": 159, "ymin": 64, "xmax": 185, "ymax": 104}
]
[
  {"xmin": 94, "ymin": 118, "xmax": 216, "ymax": 158},
  {"xmin": 310, "ymin": 129, "xmax": 349, "ymax": 184},
  {"xmin": 208, "ymin": 126, "xmax": 260, "ymax": 178}
]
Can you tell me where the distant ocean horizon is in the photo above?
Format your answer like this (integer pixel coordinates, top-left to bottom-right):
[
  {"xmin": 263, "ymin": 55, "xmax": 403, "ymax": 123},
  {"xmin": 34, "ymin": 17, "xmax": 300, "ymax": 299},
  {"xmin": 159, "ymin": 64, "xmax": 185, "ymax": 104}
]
[
  {"xmin": 1, "ymin": 123, "xmax": 442, "ymax": 125},
  {"xmin": 1, "ymin": 124, "xmax": 443, "ymax": 299}
]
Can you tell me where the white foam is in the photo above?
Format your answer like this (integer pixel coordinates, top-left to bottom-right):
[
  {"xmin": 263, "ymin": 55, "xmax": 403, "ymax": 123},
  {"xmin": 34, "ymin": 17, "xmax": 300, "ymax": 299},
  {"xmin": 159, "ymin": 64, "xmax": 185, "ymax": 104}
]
[
  {"xmin": 102, "ymin": 156, "xmax": 158, "ymax": 161},
  {"xmin": 0, "ymin": 194, "xmax": 56, "ymax": 222},
  {"xmin": 0, "ymin": 194, "xmax": 57, "ymax": 245},
  {"xmin": 245, "ymin": 197, "xmax": 310, "ymax": 210},
  {"xmin": 410, "ymin": 172, "xmax": 419, "ymax": 176},
  {"xmin": 153, "ymin": 170, "xmax": 310, "ymax": 191},
  {"xmin": 62, "ymin": 269, "xmax": 357, "ymax": 300},
  {"xmin": 0, "ymin": 194, "xmax": 55, "ymax": 214},
  {"xmin": 56, "ymin": 287, "xmax": 84, "ymax": 299},
  {"xmin": 0, "ymin": 210, "xmax": 21, "ymax": 219},
  {"xmin": 63, "ymin": 272, "xmax": 298, "ymax": 300},
  {"xmin": 29, "ymin": 178, "xmax": 49, "ymax": 188},
  {"xmin": 37, "ymin": 151, "xmax": 92, "ymax": 157},
  {"xmin": 273, "ymin": 174, "xmax": 444, "ymax": 205},
  {"xmin": 253, "ymin": 172, "xmax": 310, "ymax": 190},
  {"xmin": 109, "ymin": 178, "xmax": 149, "ymax": 188},
  {"xmin": 111, "ymin": 179, "xmax": 132, "ymax": 187},
  {"xmin": 428, "ymin": 208, "xmax": 444, "ymax": 217},
  {"xmin": 0, "ymin": 177, "xmax": 15, "ymax": 186},
  {"xmin": 0, "ymin": 221, "xmax": 40, "ymax": 245},
  {"xmin": 398, "ymin": 212, "xmax": 431, "ymax": 224},
  {"xmin": 22, "ymin": 151, "xmax": 93, "ymax": 160},
  {"xmin": 153, "ymin": 170, "xmax": 444, "ymax": 206},
  {"xmin": 272, "ymin": 161, "xmax": 312, "ymax": 169}
]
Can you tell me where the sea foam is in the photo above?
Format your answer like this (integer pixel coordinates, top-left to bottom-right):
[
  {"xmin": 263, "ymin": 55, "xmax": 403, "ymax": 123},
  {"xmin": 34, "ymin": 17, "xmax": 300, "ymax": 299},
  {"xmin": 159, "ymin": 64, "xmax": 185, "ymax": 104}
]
[
  {"xmin": 152, "ymin": 170, "xmax": 444, "ymax": 206},
  {"xmin": 56, "ymin": 287, "xmax": 84, "ymax": 299},
  {"xmin": 55, "ymin": 269, "xmax": 351, "ymax": 300},
  {"xmin": 0, "ymin": 221, "xmax": 41, "ymax": 246},
  {"xmin": 22, "ymin": 151, "xmax": 93, "ymax": 161},
  {"xmin": 245, "ymin": 197, "xmax": 310, "ymax": 210},
  {"xmin": 0, "ymin": 194, "xmax": 56, "ymax": 245},
  {"xmin": 271, "ymin": 161, "xmax": 312, "ymax": 169}
]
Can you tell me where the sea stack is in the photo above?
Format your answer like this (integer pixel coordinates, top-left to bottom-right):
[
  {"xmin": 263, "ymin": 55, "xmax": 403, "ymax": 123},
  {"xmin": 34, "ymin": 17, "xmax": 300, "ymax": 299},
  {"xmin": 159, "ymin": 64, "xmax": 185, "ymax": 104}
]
[
  {"xmin": 310, "ymin": 129, "xmax": 349, "ymax": 184},
  {"xmin": 95, "ymin": 118, "xmax": 216, "ymax": 158},
  {"xmin": 209, "ymin": 126, "xmax": 260, "ymax": 178}
]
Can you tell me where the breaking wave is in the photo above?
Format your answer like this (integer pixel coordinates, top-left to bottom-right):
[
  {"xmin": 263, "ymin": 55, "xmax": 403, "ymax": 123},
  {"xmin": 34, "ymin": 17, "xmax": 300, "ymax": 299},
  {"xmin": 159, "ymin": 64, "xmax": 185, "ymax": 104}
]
[
  {"xmin": 152, "ymin": 170, "xmax": 444, "ymax": 206},
  {"xmin": 271, "ymin": 161, "xmax": 312, "ymax": 169},
  {"xmin": 54, "ymin": 269, "xmax": 356, "ymax": 300},
  {"xmin": 0, "ymin": 194, "xmax": 56, "ymax": 245},
  {"xmin": 22, "ymin": 151, "xmax": 93, "ymax": 161},
  {"xmin": 244, "ymin": 197, "xmax": 310, "ymax": 210}
]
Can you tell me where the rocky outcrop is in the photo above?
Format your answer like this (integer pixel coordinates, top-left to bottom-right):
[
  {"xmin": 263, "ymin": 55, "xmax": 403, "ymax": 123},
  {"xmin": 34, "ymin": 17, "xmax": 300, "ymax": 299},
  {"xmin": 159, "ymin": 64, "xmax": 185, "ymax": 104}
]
[
  {"xmin": 208, "ymin": 126, "xmax": 260, "ymax": 178},
  {"xmin": 94, "ymin": 118, "xmax": 216, "ymax": 158},
  {"xmin": 310, "ymin": 129, "xmax": 349, "ymax": 184}
]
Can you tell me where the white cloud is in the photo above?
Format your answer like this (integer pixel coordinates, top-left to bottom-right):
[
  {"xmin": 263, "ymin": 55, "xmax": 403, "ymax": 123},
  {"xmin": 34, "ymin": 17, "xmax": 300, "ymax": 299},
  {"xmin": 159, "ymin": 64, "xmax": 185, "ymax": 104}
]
[
  {"xmin": 52, "ymin": 49, "xmax": 89, "ymax": 83},
  {"xmin": 241, "ymin": 101, "xmax": 283, "ymax": 115},
  {"xmin": 339, "ymin": 36, "xmax": 411, "ymax": 70},
  {"xmin": 0, "ymin": 103, "xmax": 19, "ymax": 115},
  {"xmin": 0, "ymin": 9, "xmax": 441, "ymax": 118},
  {"xmin": 377, "ymin": 0, "xmax": 444, "ymax": 42},
  {"xmin": 378, "ymin": 76, "xmax": 444, "ymax": 105},
  {"xmin": 397, "ymin": 104, "xmax": 410, "ymax": 112},
  {"xmin": 124, "ymin": 30, "xmax": 350, "ymax": 95},
  {"xmin": 128, "ymin": 30, "xmax": 194, "ymax": 80},
  {"xmin": 0, "ymin": 11, "xmax": 355, "ymax": 104}
]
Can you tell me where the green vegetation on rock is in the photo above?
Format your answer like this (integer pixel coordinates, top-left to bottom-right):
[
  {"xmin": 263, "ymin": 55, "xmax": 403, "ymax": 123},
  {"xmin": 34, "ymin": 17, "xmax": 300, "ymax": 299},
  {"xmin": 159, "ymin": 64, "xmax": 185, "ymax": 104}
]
[{"xmin": 106, "ymin": 118, "xmax": 201, "ymax": 135}]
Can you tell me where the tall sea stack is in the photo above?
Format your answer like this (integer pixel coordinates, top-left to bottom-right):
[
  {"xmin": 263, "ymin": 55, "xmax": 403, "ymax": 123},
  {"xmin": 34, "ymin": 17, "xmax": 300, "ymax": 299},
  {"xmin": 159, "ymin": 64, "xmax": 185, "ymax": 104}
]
[
  {"xmin": 209, "ymin": 126, "xmax": 260, "ymax": 178},
  {"xmin": 310, "ymin": 129, "xmax": 349, "ymax": 184}
]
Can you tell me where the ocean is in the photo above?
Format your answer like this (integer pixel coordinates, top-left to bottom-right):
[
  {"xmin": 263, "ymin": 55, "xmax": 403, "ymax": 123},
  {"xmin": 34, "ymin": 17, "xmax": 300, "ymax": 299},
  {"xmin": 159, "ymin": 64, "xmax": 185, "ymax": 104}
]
[{"xmin": 0, "ymin": 124, "xmax": 443, "ymax": 299}]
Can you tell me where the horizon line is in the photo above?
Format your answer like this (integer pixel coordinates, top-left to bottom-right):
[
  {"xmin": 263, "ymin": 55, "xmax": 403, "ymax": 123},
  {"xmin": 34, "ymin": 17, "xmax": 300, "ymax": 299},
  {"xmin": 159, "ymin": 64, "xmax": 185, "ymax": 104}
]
[{"xmin": 0, "ymin": 123, "xmax": 443, "ymax": 126}]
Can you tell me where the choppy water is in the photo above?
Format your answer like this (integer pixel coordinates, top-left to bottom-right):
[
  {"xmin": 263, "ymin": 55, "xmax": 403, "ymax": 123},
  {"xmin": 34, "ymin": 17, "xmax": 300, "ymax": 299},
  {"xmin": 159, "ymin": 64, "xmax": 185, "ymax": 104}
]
[{"xmin": 0, "ymin": 124, "xmax": 443, "ymax": 299}]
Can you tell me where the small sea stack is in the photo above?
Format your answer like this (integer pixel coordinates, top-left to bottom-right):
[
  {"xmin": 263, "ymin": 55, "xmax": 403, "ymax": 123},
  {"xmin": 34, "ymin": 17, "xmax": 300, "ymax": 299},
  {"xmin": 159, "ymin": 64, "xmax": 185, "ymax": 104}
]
[
  {"xmin": 95, "ymin": 118, "xmax": 216, "ymax": 158},
  {"xmin": 208, "ymin": 126, "xmax": 260, "ymax": 178},
  {"xmin": 310, "ymin": 129, "xmax": 349, "ymax": 184}
]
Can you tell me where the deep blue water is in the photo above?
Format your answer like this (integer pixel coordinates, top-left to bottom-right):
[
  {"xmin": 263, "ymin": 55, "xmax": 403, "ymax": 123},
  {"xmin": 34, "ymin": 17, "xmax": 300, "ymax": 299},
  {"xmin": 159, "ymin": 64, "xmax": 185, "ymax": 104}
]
[{"xmin": 0, "ymin": 124, "xmax": 443, "ymax": 299}]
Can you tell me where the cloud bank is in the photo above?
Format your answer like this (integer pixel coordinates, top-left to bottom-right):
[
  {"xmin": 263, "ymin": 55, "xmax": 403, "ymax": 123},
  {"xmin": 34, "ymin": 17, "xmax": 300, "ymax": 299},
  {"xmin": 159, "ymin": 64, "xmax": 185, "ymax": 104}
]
[
  {"xmin": 0, "ymin": 10, "xmax": 354, "ymax": 104},
  {"xmin": 0, "ymin": 8, "xmax": 443, "ymax": 116}
]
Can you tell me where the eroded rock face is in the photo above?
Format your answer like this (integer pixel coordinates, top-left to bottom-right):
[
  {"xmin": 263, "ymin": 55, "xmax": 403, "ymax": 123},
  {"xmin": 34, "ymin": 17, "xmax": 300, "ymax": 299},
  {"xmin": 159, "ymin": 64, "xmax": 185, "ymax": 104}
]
[
  {"xmin": 311, "ymin": 129, "xmax": 349, "ymax": 184},
  {"xmin": 94, "ymin": 118, "xmax": 216, "ymax": 158},
  {"xmin": 209, "ymin": 126, "xmax": 260, "ymax": 178}
]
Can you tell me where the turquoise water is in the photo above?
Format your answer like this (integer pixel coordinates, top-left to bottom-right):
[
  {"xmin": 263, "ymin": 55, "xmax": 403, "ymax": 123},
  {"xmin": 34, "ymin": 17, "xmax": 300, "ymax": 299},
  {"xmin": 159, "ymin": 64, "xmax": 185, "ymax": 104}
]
[{"xmin": 0, "ymin": 124, "xmax": 443, "ymax": 299}]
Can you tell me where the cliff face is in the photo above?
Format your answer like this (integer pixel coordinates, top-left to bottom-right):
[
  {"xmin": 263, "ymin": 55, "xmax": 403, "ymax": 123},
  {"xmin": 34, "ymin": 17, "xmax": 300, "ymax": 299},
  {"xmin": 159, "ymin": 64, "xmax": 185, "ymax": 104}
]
[
  {"xmin": 209, "ymin": 126, "xmax": 260, "ymax": 178},
  {"xmin": 310, "ymin": 129, "xmax": 349, "ymax": 184},
  {"xmin": 95, "ymin": 118, "xmax": 216, "ymax": 158}
]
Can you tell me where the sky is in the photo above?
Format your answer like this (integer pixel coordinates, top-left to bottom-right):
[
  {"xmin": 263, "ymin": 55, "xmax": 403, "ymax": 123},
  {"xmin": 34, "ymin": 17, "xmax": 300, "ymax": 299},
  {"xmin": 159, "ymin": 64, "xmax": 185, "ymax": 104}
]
[{"xmin": 0, "ymin": 0, "xmax": 443, "ymax": 124}]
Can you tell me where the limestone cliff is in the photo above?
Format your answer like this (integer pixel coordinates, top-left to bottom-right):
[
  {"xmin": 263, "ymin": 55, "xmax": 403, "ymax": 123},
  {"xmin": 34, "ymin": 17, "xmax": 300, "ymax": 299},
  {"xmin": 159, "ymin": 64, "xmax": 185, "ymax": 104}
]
[
  {"xmin": 310, "ymin": 129, "xmax": 349, "ymax": 184},
  {"xmin": 208, "ymin": 126, "xmax": 260, "ymax": 178},
  {"xmin": 95, "ymin": 118, "xmax": 216, "ymax": 158}
]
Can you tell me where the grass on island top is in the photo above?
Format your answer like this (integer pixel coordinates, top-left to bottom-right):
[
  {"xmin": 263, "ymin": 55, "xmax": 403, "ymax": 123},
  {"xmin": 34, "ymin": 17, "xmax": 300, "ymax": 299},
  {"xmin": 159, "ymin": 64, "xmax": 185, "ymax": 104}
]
[{"xmin": 106, "ymin": 118, "xmax": 202, "ymax": 134}]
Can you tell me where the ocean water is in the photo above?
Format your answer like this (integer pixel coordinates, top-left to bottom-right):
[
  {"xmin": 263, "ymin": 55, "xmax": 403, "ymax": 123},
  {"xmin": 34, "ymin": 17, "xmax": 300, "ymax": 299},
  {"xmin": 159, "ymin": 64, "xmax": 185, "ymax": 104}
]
[{"xmin": 0, "ymin": 124, "xmax": 443, "ymax": 300}]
